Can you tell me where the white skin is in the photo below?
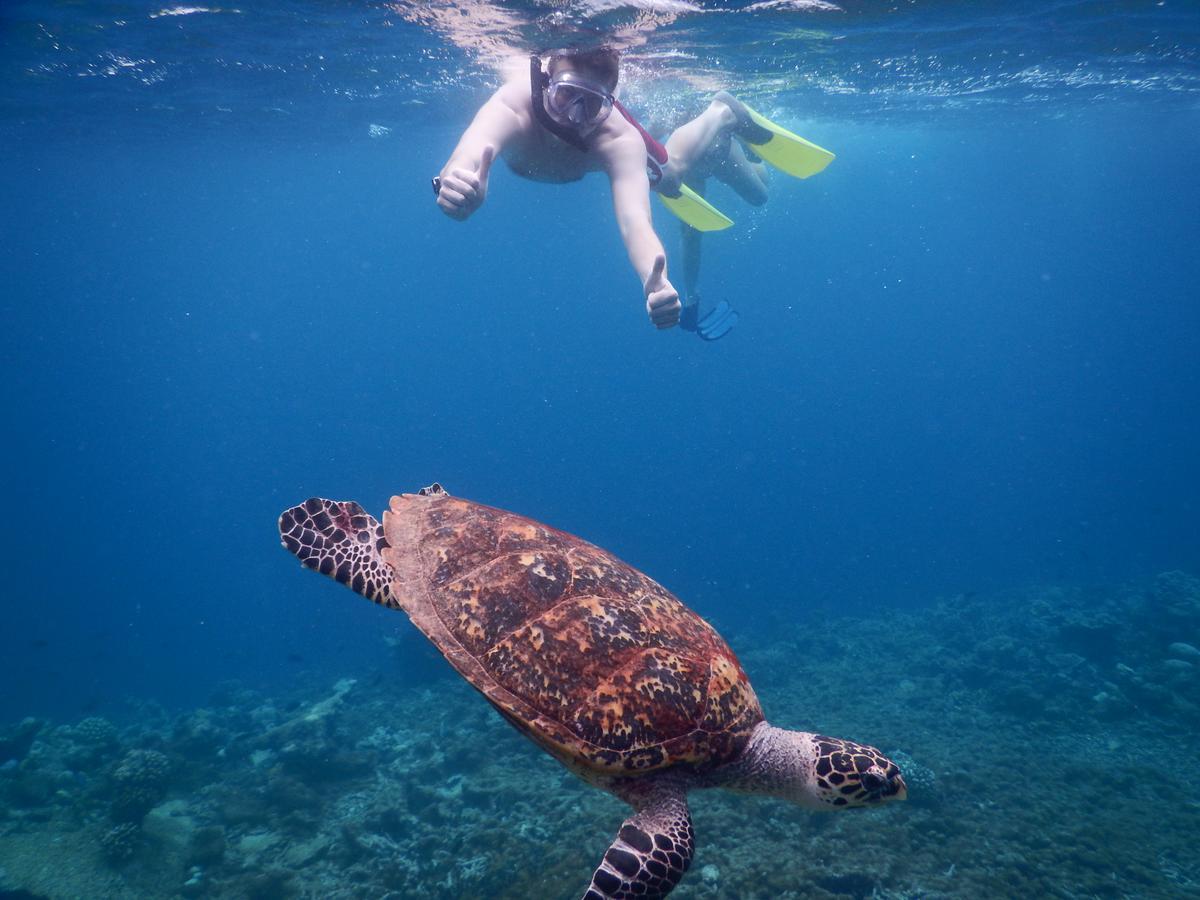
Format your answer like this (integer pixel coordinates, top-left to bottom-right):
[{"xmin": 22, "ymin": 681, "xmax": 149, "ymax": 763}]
[{"xmin": 435, "ymin": 56, "xmax": 680, "ymax": 330}]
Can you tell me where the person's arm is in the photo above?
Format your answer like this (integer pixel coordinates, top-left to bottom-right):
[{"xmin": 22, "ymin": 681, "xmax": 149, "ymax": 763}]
[
  {"xmin": 606, "ymin": 136, "xmax": 680, "ymax": 329},
  {"xmin": 435, "ymin": 85, "xmax": 525, "ymax": 220}
]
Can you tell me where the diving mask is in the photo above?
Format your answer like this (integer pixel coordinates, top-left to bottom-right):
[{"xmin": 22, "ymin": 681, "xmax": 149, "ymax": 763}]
[{"xmin": 543, "ymin": 72, "xmax": 614, "ymax": 135}]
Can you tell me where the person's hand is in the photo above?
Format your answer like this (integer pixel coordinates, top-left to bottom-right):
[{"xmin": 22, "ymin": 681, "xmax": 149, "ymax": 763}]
[
  {"xmin": 435, "ymin": 145, "xmax": 495, "ymax": 221},
  {"xmin": 643, "ymin": 254, "xmax": 680, "ymax": 329}
]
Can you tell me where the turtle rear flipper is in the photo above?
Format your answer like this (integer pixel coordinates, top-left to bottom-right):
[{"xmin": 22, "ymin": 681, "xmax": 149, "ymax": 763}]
[{"xmin": 278, "ymin": 498, "xmax": 397, "ymax": 608}]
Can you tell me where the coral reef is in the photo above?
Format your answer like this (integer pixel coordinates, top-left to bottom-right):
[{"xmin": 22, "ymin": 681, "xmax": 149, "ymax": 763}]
[
  {"xmin": 108, "ymin": 749, "xmax": 171, "ymax": 824},
  {"xmin": 882, "ymin": 749, "xmax": 935, "ymax": 806},
  {"xmin": 100, "ymin": 822, "xmax": 141, "ymax": 864},
  {"xmin": 0, "ymin": 570, "xmax": 1197, "ymax": 898},
  {"xmin": 0, "ymin": 720, "xmax": 43, "ymax": 767}
]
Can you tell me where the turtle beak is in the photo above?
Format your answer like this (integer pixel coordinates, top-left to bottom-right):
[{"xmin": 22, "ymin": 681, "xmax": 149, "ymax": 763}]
[{"xmin": 862, "ymin": 767, "xmax": 906, "ymax": 802}]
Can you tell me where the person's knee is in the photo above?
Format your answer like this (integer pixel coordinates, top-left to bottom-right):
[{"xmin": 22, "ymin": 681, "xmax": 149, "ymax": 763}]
[{"xmin": 745, "ymin": 183, "xmax": 768, "ymax": 206}]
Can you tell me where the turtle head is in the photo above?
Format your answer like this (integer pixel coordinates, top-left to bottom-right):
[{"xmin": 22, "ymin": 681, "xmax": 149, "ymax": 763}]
[
  {"xmin": 804, "ymin": 734, "xmax": 907, "ymax": 809},
  {"xmin": 725, "ymin": 724, "xmax": 907, "ymax": 810}
]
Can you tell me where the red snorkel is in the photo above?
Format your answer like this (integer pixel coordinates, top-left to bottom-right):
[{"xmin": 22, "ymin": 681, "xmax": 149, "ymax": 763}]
[{"xmin": 613, "ymin": 97, "xmax": 668, "ymax": 185}]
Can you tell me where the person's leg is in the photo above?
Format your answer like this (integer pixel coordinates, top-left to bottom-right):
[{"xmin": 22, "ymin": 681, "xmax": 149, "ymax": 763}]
[
  {"xmin": 681, "ymin": 210, "xmax": 703, "ymax": 301},
  {"xmin": 663, "ymin": 101, "xmax": 737, "ymax": 183},
  {"xmin": 713, "ymin": 138, "xmax": 769, "ymax": 207},
  {"xmin": 676, "ymin": 176, "xmax": 737, "ymax": 341},
  {"xmin": 677, "ymin": 177, "xmax": 705, "ymax": 332}
]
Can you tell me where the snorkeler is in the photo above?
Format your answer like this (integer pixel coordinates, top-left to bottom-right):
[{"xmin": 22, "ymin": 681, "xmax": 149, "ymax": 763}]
[
  {"xmin": 433, "ymin": 46, "xmax": 682, "ymax": 331},
  {"xmin": 656, "ymin": 92, "xmax": 835, "ymax": 341},
  {"xmin": 434, "ymin": 46, "xmax": 833, "ymax": 338}
]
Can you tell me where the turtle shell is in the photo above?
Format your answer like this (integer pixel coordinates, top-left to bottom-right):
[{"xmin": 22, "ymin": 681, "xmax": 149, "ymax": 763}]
[{"xmin": 381, "ymin": 487, "xmax": 763, "ymax": 775}]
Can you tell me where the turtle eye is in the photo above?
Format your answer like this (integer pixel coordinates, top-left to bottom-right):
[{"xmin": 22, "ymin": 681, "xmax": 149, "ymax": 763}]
[{"xmin": 860, "ymin": 770, "xmax": 886, "ymax": 793}]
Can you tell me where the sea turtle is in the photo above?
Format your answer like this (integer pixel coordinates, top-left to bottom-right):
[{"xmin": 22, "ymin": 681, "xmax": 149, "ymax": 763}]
[{"xmin": 278, "ymin": 484, "xmax": 906, "ymax": 898}]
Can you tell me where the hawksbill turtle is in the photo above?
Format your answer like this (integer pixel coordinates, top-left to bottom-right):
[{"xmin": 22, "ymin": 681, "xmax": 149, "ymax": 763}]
[{"xmin": 278, "ymin": 484, "xmax": 906, "ymax": 898}]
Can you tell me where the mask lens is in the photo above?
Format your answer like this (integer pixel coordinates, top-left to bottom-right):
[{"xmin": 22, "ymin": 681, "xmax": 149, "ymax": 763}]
[
  {"xmin": 546, "ymin": 84, "xmax": 577, "ymax": 116},
  {"xmin": 580, "ymin": 92, "xmax": 606, "ymax": 121},
  {"xmin": 547, "ymin": 81, "xmax": 611, "ymax": 126}
]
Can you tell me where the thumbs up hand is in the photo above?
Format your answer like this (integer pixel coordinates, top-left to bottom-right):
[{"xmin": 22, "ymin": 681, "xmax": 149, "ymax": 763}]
[
  {"xmin": 643, "ymin": 254, "xmax": 681, "ymax": 329},
  {"xmin": 435, "ymin": 145, "xmax": 496, "ymax": 220}
]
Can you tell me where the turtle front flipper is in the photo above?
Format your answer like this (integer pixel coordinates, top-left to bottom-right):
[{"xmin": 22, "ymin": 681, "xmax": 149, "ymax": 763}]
[
  {"xmin": 583, "ymin": 787, "xmax": 693, "ymax": 900},
  {"xmin": 278, "ymin": 498, "xmax": 397, "ymax": 608}
]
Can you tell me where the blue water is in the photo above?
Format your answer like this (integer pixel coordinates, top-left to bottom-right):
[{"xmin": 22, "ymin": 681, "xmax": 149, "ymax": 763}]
[{"xmin": 2, "ymin": 0, "xmax": 1198, "ymax": 728}]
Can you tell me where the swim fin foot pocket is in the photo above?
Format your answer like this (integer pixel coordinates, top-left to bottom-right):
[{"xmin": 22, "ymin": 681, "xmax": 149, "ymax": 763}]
[
  {"xmin": 681, "ymin": 300, "xmax": 738, "ymax": 341},
  {"xmin": 698, "ymin": 300, "xmax": 738, "ymax": 340},
  {"xmin": 713, "ymin": 91, "xmax": 772, "ymax": 145}
]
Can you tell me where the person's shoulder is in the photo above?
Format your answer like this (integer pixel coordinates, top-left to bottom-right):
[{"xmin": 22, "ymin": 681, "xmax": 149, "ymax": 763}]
[
  {"xmin": 491, "ymin": 67, "xmax": 533, "ymax": 117},
  {"xmin": 596, "ymin": 117, "xmax": 647, "ymax": 164},
  {"xmin": 497, "ymin": 54, "xmax": 531, "ymax": 85}
]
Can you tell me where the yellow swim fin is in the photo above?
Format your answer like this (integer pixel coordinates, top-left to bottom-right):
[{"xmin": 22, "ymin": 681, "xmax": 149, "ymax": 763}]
[
  {"xmin": 657, "ymin": 183, "xmax": 734, "ymax": 232},
  {"xmin": 739, "ymin": 101, "xmax": 835, "ymax": 179}
]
